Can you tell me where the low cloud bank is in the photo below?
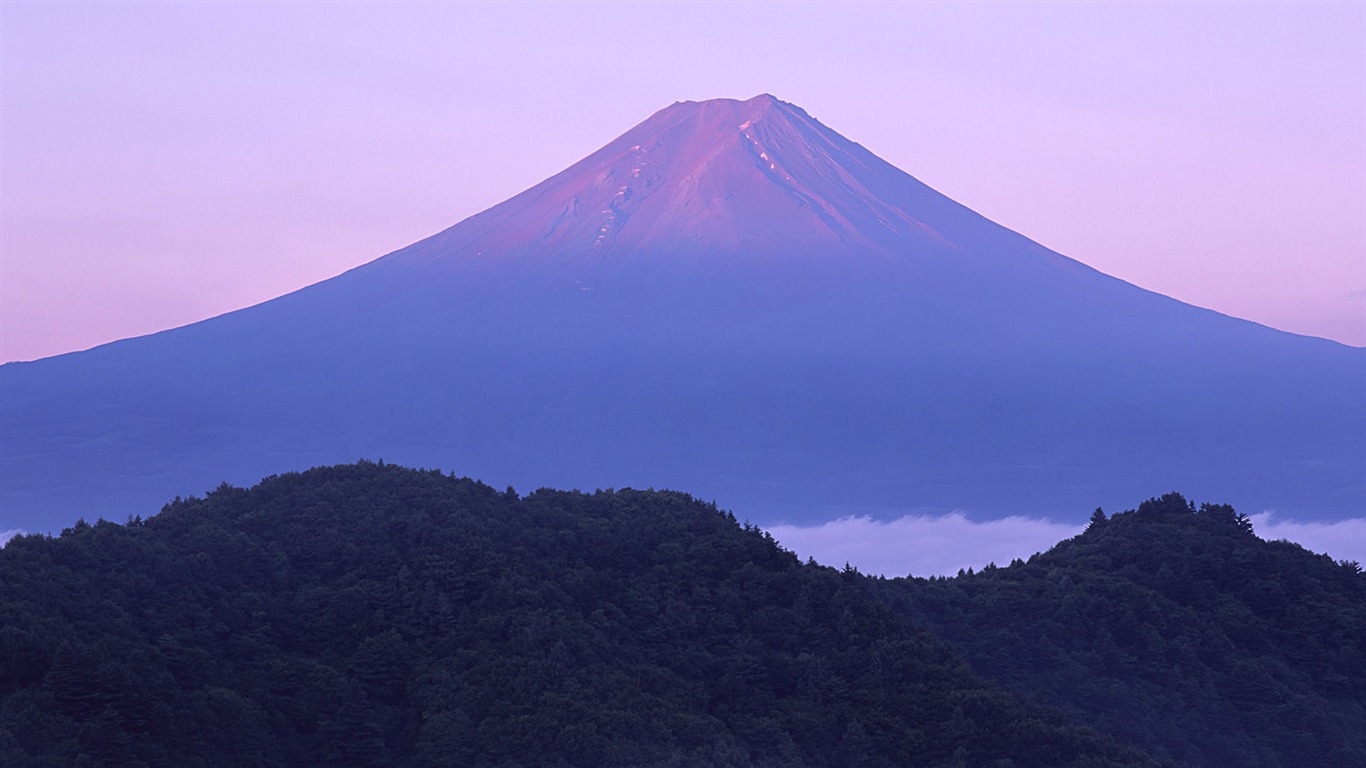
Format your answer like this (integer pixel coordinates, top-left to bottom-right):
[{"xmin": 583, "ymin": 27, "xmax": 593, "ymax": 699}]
[
  {"xmin": 767, "ymin": 513, "xmax": 1366, "ymax": 578},
  {"xmin": 766, "ymin": 513, "xmax": 1084, "ymax": 578},
  {"xmin": 1251, "ymin": 513, "xmax": 1366, "ymax": 565},
  {"xmin": 0, "ymin": 529, "xmax": 22, "ymax": 547}
]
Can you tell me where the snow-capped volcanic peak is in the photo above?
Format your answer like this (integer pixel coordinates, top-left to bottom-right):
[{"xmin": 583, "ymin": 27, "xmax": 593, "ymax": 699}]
[
  {"xmin": 4, "ymin": 93, "xmax": 1362, "ymax": 538},
  {"xmin": 387, "ymin": 95, "xmax": 997, "ymax": 282}
]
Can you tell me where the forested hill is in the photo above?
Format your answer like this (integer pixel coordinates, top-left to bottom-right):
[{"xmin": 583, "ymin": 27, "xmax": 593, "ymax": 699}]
[
  {"xmin": 880, "ymin": 493, "xmax": 1366, "ymax": 768},
  {"xmin": 0, "ymin": 462, "xmax": 1161, "ymax": 768}
]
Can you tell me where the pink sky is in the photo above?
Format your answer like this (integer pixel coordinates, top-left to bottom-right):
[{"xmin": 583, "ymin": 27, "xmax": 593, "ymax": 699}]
[{"xmin": 3, "ymin": 2, "xmax": 1363, "ymax": 363}]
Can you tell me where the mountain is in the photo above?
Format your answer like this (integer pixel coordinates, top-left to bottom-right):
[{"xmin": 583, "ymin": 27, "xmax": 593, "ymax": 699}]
[
  {"xmin": 878, "ymin": 493, "xmax": 1366, "ymax": 767},
  {"xmin": 0, "ymin": 462, "xmax": 1166, "ymax": 767},
  {"xmin": 2, "ymin": 94, "xmax": 1363, "ymax": 533}
]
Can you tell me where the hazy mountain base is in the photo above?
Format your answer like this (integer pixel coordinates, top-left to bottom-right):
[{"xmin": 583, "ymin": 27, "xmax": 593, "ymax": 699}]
[{"xmin": 0, "ymin": 462, "xmax": 1162, "ymax": 767}]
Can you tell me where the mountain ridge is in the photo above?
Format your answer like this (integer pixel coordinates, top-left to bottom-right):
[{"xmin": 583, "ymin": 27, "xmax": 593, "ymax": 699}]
[
  {"xmin": 878, "ymin": 492, "xmax": 1366, "ymax": 767},
  {"xmin": 5, "ymin": 463, "xmax": 1361, "ymax": 765},
  {"xmin": 0, "ymin": 462, "xmax": 1172, "ymax": 767}
]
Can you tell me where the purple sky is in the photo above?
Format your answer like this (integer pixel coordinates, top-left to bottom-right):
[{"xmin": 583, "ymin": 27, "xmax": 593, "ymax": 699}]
[{"xmin": 2, "ymin": 2, "xmax": 1363, "ymax": 363}]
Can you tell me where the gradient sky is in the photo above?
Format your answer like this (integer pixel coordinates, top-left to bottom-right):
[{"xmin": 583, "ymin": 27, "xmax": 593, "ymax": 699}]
[{"xmin": 2, "ymin": 2, "xmax": 1363, "ymax": 363}]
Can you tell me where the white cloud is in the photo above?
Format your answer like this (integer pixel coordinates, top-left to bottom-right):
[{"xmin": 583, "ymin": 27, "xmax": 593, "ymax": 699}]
[
  {"xmin": 1250, "ymin": 513, "xmax": 1366, "ymax": 565},
  {"xmin": 766, "ymin": 513, "xmax": 1084, "ymax": 578},
  {"xmin": 767, "ymin": 513, "xmax": 1366, "ymax": 577},
  {"xmin": 0, "ymin": 529, "xmax": 22, "ymax": 547}
]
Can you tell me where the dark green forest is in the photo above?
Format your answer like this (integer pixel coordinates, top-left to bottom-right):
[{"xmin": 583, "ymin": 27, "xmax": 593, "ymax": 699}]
[
  {"xmin": 877, "ymin": 493, "xmax": 1366, "ymax": 768},
  {"xmin": 1, "ymin": 464, "xmax": 1361, "ymax": 767},
  {"xmin": 0, "ymin": 463, "xmax": 1158, "ymax": 767}
]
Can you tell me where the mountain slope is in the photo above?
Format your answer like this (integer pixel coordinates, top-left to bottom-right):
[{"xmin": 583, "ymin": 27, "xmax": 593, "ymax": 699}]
[
  {"xmin": 367, "ymin": 95, "xmax": 1077, "ymax": 277},
  {"xmin": 2, "ymin": 95, "xmax": 1363, "ymax": 533},
  {"xmin": 878, "ymin": 493, "xmax": 1366, "ymax": 767},
  {"xmin": 0, "ymin": 462, "xmax": 1165, "ymax": 767}
]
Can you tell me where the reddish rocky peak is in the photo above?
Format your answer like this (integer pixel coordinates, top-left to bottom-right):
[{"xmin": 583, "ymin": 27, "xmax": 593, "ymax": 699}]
[{"xmin": 381, "ymin": 96, "xmax": 1053, "ymax": 285}]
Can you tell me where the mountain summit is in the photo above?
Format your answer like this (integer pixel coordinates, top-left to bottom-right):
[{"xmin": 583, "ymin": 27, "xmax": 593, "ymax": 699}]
[
  {"xmin": 395, "ymin": 94, "xmax": 988, "ymax": 275},
  {"xmin": 2, "ymin": 96, "xmax": 1363, "ymax": 533},
  {"xmin": 362, "ymin": 94, "xmax": 1091, "ymax": 294}
]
